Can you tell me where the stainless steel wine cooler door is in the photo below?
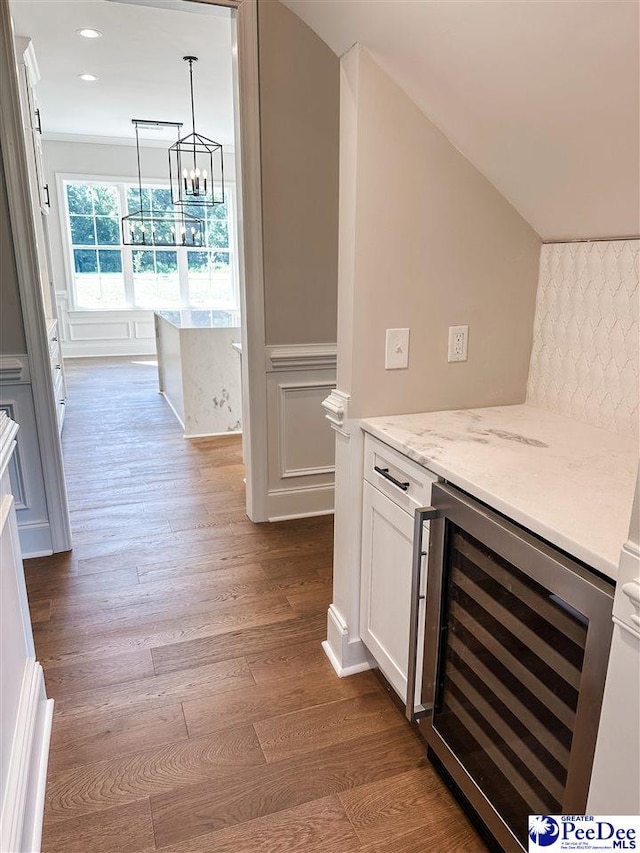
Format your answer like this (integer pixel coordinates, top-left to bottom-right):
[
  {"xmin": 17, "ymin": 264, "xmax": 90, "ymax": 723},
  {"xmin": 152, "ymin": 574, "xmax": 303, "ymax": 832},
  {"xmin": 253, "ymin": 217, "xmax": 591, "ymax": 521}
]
[{"xmin": 419, "ymin": 483, "xmax": 614, "ymax": 853}]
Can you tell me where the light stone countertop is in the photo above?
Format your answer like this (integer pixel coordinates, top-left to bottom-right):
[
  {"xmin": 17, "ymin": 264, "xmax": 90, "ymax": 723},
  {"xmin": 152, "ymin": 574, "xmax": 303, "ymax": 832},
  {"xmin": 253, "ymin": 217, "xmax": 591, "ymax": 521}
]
[{"xmin": 361, "ymin": 404, "xmax": 638, "ymax": 580}]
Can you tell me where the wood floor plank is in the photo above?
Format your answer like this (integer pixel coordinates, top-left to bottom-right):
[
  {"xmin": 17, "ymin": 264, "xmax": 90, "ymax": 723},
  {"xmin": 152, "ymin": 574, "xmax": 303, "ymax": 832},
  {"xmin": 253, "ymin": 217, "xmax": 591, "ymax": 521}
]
[
  {"xmin": 43, "ymin": 649, "xmax": 155, "ymax": 698},
  {"xmin": 36, "ymin": 595, "xmax": 296, "ymax": 661},
  {"xmin": 29, "ymin": 598, "xmax": 52, "ymax": 623},
  {"xmin": 246, "ymin": 637, "xmax": 337, "ymax": 684},
  {"xmin": 154, "ymin": 796, "xmax": 359, "ymax": 853},
  {"xmin": 27, "ymin": 566, "xmax": 140, "ymax": 603},
  {"xmin": 285, "ymin": 581, "xmax": 332, "ymax": 616},
  {"xmin": 52, "ymin": 656, "xmax": 256, "ymax": 721},
  {"xmin": 42, "ymin": 799, "xmax": 155, "ymax": 853},
  {"xmin": 151, "ymin": 612, "xmax": 326, "ymax": 676},
  {"xmin": 182, "ymin": 668, "xmax": 381, "ymax": 738},
  {"xmin": 49, "ymin": 700, "xmax": 189, "ymax": 773},
  {"xmin": 358, "ymin": 821, "xmax": 490, "ymax": 853},
  {"xmin": 49, "ymin": 562, "xmax": 267, "ymax": 620},
  {"xmin": 150, "ymin": 726, "xmax": 425, "ymax": 849},
  {"xmin": 340, "ymin": 765, "xmax": 489, "ymax": 848},
  {"xmin": 253, "ymin": 692, "xmax": 405, "ymax": 763},
  {"xmin": 45, "ymin": 725, "xmax": 265, "ymax": 824}
]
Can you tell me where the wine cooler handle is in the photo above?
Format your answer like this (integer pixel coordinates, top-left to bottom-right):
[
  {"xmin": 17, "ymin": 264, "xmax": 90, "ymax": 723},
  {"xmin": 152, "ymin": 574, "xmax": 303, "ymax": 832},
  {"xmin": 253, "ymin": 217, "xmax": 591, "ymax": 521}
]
[{"xmin": 406, "ymin": 505, "xmax": 439, "ymax": 722}]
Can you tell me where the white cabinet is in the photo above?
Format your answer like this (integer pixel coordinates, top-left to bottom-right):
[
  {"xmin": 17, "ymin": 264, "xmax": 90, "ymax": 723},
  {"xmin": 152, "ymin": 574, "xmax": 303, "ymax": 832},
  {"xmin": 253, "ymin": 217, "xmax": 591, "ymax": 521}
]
[{"xmin": 360, "ymin": 434, "xmax": 437, "ymax": 701}]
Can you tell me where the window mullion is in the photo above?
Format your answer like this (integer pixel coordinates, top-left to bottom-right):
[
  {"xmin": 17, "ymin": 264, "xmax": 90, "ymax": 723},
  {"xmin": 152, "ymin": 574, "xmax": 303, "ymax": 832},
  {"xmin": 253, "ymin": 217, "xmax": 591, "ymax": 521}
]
[
  {"xmin": 119, "ymin": 183, "xmax": 135, "ymax": 309},
  {"xmin": 178, "ymin": 246, "xmax": 189, "ymax": 308}
]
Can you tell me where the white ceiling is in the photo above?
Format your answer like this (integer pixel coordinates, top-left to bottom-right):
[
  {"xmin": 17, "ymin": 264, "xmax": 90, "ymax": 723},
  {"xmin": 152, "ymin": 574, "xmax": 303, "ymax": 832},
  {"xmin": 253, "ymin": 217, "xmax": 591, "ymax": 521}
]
[
  {"xmin": 282, "ymin": 0, "xmax": 640, "ymax": 241},
  {"xmin": 9, "ymin": 0, "xmax": 234, "ymax": 145}
]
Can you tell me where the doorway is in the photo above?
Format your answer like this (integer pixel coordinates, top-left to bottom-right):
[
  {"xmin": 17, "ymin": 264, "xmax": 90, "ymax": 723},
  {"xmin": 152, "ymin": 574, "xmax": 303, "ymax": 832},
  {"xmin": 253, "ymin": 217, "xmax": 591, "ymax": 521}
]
[{"xmin": 3, "ymin": 0, "xmax": 266, "ymax": 542}]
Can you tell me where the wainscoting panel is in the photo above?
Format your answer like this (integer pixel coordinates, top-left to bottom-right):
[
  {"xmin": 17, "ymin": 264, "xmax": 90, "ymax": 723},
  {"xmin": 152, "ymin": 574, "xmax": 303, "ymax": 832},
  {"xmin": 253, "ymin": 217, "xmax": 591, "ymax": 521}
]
[
  {"xmin": 265, "ymin": 344, "xmax": 336, "ymax": 520},
  {"xmin": 57, "ymin": 303, "xmax": 157, "ymax": 358},
  {"xmin": 0, "ymin": 359, "xmax": 52, "ymax": 556}
]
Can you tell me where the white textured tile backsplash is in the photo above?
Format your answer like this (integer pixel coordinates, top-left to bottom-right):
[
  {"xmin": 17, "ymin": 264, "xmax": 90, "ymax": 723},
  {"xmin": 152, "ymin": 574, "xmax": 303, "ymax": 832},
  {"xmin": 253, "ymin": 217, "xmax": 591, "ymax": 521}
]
[{"xmin": 527, "ymin": 240, "xmax": 639, "ymax": 437}]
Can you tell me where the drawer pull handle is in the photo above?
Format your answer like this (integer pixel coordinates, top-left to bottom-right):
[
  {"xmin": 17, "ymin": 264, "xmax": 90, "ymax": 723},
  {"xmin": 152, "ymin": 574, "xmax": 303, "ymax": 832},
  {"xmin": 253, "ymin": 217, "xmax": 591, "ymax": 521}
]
[{"xmin": 374, "ymin": 465, "xmax": 410, "ymax": 492}]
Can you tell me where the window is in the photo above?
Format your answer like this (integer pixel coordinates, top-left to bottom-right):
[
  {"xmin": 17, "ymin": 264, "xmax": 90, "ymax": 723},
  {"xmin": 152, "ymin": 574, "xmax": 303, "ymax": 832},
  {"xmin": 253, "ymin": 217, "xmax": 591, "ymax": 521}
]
[
  {"xmin": 63, "ymin": 179, "xmax": 239, "ymax": 312},
  {"xmin": 66, "ymin": 183, "xmax": 125, "ymax": 308}
]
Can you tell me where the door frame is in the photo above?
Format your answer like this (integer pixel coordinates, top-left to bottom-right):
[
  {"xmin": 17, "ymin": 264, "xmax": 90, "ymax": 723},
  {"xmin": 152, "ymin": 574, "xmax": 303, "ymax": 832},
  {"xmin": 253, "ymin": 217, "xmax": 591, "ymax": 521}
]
[
  {"xmin": 0, "ymin": 2, "xmax": 72, "ymax": 552},
  {"xmin": 0, "ymin": 0, "xmax": 270, "ymax": 539}
]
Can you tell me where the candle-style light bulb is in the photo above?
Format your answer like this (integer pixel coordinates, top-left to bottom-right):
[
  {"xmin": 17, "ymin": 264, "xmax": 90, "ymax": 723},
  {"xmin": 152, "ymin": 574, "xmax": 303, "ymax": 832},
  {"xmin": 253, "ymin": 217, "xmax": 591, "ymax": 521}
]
[
  {"xmin": 202, "ymin": 169, "xmax": 208, "ymax": 194},
  {"xmin": 180, "ymin": 225, "xmax": 186, "ymax": 245},
  {"xmin": 182, "ymin": 169, "xmax": 188, "ymax": 193}
]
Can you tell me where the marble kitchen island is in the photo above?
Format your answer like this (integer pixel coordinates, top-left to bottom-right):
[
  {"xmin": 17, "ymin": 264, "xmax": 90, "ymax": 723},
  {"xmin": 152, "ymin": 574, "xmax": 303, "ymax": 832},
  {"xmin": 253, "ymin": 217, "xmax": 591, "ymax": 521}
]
[{"xmin": 155, "ymin": 310, "xmax": 242, "ymax": 438}]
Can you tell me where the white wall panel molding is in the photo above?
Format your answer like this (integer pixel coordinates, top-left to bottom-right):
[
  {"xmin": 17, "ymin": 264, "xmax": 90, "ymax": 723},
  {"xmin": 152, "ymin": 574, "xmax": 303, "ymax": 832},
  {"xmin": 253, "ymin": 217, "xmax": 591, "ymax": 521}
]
[
  {"xmin": 0, "ymin": 388, "xmax": 52, "ymax": 556},
  {"xmin": 0, "ymin": 357, "xmax": 28, "ymax": 384},
  {"xmin": 59, "ymin": 309, "xmax": 157, "ymax": 358},
  {"xmin": 266, "ymin": 366, "xmax": 336, "ymax": 520},
  {"xmin": 0, "ymin": 410, "xmax": 19, "ymax": 473},
  {"xmin": 266, "ymin": 343, "xmax": 337, "ymax": 372},
  {"xmin": 278, "ymin": 381, "xmax": 336, "ymax": 480},
  {"xmin": 0, "ymin": 405, "xmax": 28, "ymax": 512},
  {"xmin": 527, "ymin": 240, "xmax": 639, "ymax": 437}
]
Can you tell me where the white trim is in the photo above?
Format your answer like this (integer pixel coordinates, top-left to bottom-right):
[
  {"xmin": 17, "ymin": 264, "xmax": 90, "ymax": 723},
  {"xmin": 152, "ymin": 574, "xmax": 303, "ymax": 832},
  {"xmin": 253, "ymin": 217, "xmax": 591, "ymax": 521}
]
[
  {"xmin": 266, "ymin": 343, "xmax": 337, "ymax": 372},
  {"xmin": 322, "ymin": 388, "xmax": 351, "ymax": 434},
  {"xmin": 278, "ymin": 381, "xmax": 336, "ymax": 480},
  {"xmin": 15, "ymin": 522, "xmax": 54, "ymax": 559},
  {"xmin": 184, "ymin": 429, "xmax": 243, "ymax": 439},
  {"xmin": 0, "ymin": 411, "xmax": 19, "ymax": 477},
  {"xmin": 0, "ymin": 660, "xmax": 53, "ymax": 853},
  {"xmin": 0, "ymin": 5, "xmax": 72, "ymax": 553},
  {"xmin": 267, "ymin": 482, "xmax": 336, "ymax": 522},
  {"xmin": 234, "ymin": 0, "xmax": 269, "ymax": 522},
  {"xmin": 322, "ymin": 603, "xmax": 375, "ymax": 677},
  {"xmin": 0, "ymin": 359, "xmax": 25, "ymax": 383}
]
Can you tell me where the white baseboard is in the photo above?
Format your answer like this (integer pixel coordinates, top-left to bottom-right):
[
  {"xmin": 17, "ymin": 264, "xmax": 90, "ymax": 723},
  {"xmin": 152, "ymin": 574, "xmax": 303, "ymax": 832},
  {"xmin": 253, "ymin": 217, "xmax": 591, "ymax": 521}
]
[
  {"xmin": 0, "ymin": 661, "xmax": 53, "ymax": 853},
  {"xmin": 17, "ymin": 522, "xmax": 53, "ymax": 560},
  {"xmin": 185, "ymin": 429, "xmax": 243, "ymax": 439},
  {"xmin": 267, "ymin": 482, "xmax": 335, "ymax": 521},
  {"xmin": 323, "ymin": 603, "xmax": 375, "ymax": 677}
]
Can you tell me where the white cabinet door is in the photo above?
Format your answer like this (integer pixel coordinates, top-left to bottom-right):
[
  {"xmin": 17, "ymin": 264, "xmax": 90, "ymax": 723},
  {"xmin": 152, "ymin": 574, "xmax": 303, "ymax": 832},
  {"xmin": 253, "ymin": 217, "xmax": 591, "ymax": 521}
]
[{"xmin": 360, "ymin": 480, "xmax": 419, "ymax": 700}]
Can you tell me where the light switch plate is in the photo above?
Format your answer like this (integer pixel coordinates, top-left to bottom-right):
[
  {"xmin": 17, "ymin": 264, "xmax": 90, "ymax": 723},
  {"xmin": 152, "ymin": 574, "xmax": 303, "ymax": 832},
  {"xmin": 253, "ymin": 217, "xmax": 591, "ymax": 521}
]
[
  {"xmin": 448, "ymin": 325, "xmax": 469, "ymax": 362},
  {"xmin": 385, "ymin": 328, "xmax": 410, "ymax": 369}
]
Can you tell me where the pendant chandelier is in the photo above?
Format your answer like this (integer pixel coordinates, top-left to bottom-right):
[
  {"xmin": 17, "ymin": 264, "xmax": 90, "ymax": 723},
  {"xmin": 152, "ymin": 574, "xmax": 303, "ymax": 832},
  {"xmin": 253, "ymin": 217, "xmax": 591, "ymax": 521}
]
[
  {"xmin": 168, "ymin": 56, "xmax": 224, "ymax": 208},
  {"xmin": 121, "ymin": 119, "xmax": 205, "ymax": 247}
]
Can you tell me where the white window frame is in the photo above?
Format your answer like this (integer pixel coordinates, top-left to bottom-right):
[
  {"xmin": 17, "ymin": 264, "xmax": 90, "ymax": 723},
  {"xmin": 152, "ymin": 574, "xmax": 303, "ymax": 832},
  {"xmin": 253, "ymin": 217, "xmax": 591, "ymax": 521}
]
[{"xmin": 57, "ymin": 172, "xmax": 240, "ymax": 312}]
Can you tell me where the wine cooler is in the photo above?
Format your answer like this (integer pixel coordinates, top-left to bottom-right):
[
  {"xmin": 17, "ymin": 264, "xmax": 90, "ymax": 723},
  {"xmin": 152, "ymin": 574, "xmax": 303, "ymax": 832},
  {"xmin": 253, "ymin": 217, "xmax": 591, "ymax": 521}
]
[{"xmin": 406, "ymin": 482, "xmax": 615, "ymax": 853}]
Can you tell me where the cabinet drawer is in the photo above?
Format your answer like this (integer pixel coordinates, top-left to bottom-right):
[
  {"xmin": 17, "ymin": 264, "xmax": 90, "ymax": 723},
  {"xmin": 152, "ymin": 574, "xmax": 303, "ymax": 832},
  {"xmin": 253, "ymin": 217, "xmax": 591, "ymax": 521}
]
[{"xmin": 364, "ymin": 433, "xmax": 437, "ymax": 513}]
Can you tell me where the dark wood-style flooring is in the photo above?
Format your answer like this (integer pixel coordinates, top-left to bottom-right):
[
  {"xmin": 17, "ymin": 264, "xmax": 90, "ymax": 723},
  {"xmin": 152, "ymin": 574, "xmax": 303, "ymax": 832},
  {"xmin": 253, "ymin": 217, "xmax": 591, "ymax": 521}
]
[{"xmin": 24, "ymin": 357, "xmax": 488, "ymax": 852}]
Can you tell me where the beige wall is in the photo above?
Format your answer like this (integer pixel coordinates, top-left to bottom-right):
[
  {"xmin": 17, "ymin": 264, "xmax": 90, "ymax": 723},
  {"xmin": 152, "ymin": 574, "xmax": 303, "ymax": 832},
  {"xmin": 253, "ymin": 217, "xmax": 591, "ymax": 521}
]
[
  {"xmin": 258, "ymin": 0, "xmax": 339, "ymax": 347},
  {"xmin": 340, "ymin": 47, "xmax": 541, "ymax": 419},
  {"xmin": 0, "ymin": 148, "xmax": 26, "ymax": 354}
]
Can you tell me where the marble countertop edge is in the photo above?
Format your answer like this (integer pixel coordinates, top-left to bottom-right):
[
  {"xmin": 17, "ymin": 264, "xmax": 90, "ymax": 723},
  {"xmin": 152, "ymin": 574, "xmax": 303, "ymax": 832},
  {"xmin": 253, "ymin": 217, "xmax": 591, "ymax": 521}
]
[{"xmin": 360, "ymin": 404, "xmax": 638, "ymax": 581}]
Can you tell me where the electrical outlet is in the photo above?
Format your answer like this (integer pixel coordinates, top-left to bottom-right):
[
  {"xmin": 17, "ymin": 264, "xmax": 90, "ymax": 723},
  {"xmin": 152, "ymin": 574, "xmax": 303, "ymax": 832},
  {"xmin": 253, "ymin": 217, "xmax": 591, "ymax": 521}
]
[
  {"xmin": 385, "ymin": 328, "xmax": 410, "ymax": 369},
  {"xmin": 448, "ymin": 325, "xmax": 468, "ymax": 362}
]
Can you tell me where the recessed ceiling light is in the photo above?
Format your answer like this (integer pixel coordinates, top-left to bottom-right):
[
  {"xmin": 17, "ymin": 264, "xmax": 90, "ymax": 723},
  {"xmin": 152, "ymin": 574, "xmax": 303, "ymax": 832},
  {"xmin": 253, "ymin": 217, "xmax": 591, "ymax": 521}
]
[
  {"xmin": 78, "ymin": 73, "xmax": 98, "ymax": 82},
  {"xmin": 77, "ymin": 28, "xmax": 102, "ymax": 39}
]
